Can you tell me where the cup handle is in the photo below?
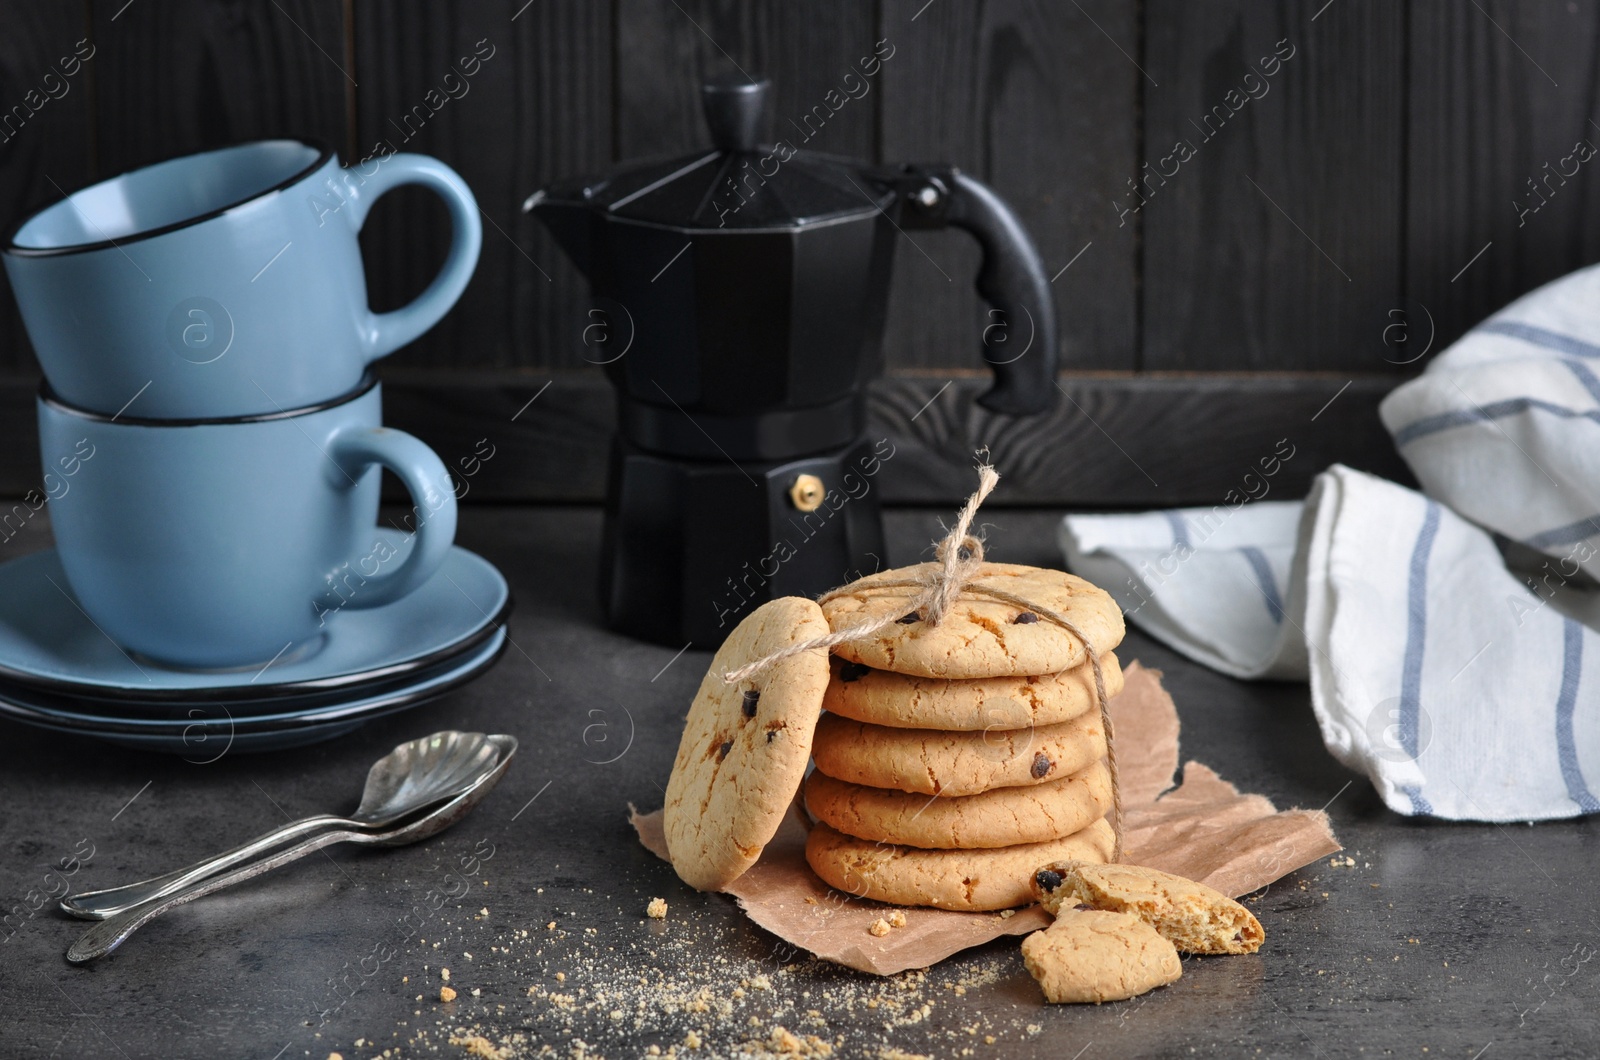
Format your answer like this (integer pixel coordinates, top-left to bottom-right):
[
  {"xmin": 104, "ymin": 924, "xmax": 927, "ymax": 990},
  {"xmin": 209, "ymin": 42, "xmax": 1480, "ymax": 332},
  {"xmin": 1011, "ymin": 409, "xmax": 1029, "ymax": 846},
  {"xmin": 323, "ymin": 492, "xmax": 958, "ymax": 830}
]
[
  {"xmin": 326, "ymin": 426, "xmax": 459, "ymax": 610},
  {"xmin": 340, "ymin": 153, "xmax": 483, "ymax": 361}
]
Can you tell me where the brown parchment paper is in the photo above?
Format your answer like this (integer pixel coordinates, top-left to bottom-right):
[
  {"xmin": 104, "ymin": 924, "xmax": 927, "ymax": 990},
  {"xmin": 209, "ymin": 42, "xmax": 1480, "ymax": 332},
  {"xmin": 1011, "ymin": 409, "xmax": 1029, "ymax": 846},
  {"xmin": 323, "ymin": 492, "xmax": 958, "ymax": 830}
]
[{"xmin": 631, "ymin": 662, "xmax": 1341, "ymax": 975}]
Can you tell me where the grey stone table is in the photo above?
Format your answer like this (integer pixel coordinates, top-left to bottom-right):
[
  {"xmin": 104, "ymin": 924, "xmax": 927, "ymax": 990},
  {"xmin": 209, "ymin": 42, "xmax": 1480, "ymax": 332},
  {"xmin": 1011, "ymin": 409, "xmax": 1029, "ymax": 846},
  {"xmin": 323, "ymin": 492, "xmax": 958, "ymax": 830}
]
[{"xmin": 0, "ymin": 508, "xmax": 1595, "ymax": 1060}]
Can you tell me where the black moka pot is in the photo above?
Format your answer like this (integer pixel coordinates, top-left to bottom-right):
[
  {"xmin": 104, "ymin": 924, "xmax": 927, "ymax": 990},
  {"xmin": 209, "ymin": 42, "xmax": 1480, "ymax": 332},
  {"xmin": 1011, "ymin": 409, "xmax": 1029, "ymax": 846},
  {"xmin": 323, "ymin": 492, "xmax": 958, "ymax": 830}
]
[{"xmin": 525, "ymin": 76, "xmax": 1058, "ymax": 646}]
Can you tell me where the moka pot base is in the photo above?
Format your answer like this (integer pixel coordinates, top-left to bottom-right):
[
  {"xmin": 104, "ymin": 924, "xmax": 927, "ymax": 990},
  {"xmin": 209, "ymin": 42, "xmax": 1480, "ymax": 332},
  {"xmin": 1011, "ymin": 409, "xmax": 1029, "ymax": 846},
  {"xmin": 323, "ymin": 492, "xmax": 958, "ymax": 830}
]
[{"xmin": 600, "ymin": 436, "xmax": 891, "ymax": 646}]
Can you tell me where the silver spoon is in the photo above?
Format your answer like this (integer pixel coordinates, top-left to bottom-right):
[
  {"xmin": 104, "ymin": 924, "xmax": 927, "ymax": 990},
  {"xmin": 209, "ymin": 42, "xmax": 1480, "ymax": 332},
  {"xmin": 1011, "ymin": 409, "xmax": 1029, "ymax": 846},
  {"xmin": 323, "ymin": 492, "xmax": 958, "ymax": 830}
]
[
  {"xmin": 62, "ymin": 731, "xmax": 512, "ymax": 921},
  {"xmin": 66, "ymin": 733, "xmax": 516, "ymax": 963}
]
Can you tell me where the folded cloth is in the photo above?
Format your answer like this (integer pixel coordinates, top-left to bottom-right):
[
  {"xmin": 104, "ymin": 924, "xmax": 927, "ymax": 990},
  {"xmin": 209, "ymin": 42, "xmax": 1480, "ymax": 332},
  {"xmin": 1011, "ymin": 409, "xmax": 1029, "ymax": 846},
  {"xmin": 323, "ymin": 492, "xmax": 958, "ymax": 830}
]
[
  {"xmin": 1057, "ymin": 500, "xmax": 1308, "ymax": 680},
  {"xmin": 1062, "ymin": 466, "xmax": 1600, "ymax": 821},
  {"xmin": 1379, "ymin": 265, "xmax": 1600, "ymax": 580}
]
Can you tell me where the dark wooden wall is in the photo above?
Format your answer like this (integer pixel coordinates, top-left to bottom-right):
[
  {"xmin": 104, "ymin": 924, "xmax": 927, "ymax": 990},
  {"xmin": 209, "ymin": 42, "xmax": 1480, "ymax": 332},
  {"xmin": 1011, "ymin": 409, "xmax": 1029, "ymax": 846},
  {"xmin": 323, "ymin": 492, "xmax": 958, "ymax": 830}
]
[{"xmin": 1, "ymin": 1, "xmax": 1595, "ymax": 504}]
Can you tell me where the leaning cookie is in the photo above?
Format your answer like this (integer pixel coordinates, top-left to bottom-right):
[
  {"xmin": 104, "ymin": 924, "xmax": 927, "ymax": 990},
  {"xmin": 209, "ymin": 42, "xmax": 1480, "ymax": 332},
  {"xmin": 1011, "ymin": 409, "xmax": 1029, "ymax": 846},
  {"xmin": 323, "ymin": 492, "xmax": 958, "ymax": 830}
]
[
  {"xmin": 805, "ymin": 760, "xmax": 1113, "ymax": 849},
  {"xmin": 805, "ymin": 818, "xmax": 1115, "ymax": 911},
  {"xmin": 1021, "ymin": 910, "xmax": 1183, "ymax": 1004},
  {"xmin": 821, "ymin": 562, "xmax": 1126, "ymax": 679},
  {"xmin": 1032, "ymin": 861, "xmax": 1264, "ymax": 955},
  {"xmin": 662, "ymin": 597, "xmax": 831, "ymax": 892},
  {"xmin": 811, "ymin": 709, "xmax": 1107, "ymax": 796},
  {"xmin": 821, "ymin": 651, "xmax": 1123, "ymax": 731}
]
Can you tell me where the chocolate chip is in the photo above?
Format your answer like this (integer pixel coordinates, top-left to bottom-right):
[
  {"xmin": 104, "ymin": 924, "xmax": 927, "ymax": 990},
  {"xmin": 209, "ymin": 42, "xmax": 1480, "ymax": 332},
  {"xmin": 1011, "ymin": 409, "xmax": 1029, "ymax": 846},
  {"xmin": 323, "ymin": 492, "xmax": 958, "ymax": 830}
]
[
  {"xmin": 1034, "ymin": 869, "xmax": 1063, "ymax": 892},
  {"xmin": 1013, "ymin": 611, "xmax": 1039, "ymax": 624},
  {"xmin": 717, "ymin": 741, "xmax": 732, "ymax": 761},
  {"xmin": 897, "ymin": 611, "xmax": 921, "ymax": 624},
  {"xmin": 766, "ymin": 730, "xmax": 778, "ymax": 743},
  {"xmin": 741, "ymin": 689, "xmax": 760, "ymax": 717},
  {"xmin": 1030, "ymin": 752, "xmax": 1053, "ymax": 779},
  {"xmin": 839, "ymin": 661, "xmax": 871, "ymax": 683}
]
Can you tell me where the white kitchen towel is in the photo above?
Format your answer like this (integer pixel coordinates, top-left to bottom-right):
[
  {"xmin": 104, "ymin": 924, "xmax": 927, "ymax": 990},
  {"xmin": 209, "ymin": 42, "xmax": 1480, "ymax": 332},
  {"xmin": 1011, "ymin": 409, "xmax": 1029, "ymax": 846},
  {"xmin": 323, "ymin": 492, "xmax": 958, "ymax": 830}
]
[
  {"xmin": 1379, "ymin": 264, "xmax": 1600, "ymax": 581},
  {"xmin": 1061, "ymin": 465, "xmax": 1600, "ymax": 821},
  {"xmin": 1057, "ymin": 500, "xmax": 1308, "ymax": 680}
]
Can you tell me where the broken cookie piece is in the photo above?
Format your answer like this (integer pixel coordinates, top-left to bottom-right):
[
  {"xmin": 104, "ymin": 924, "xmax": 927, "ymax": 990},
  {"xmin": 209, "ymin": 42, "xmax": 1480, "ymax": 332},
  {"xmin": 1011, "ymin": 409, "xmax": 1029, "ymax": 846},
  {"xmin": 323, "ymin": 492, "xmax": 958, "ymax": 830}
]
[
  {"xmin": 1032, "ymin": 861, "xmax": 1264, "ymax": 955},
  {"xmin": 1021, "ymin": 909, "xmax": 1182, "ymax": 1003}
]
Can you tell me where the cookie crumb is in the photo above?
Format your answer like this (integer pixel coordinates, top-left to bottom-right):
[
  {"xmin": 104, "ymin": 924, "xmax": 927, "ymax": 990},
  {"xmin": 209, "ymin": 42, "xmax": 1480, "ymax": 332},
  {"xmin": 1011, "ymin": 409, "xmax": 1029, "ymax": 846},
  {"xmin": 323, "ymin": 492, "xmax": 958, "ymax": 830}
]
[
  {"xmin": 546, "ymin": 921, "xmax": 557, "ymax": 930},
  {"xmin": 439, "ymin": 986, "xmax": 457, "ymax": 1003},
  {"xmin": 869, "ymin": 918, "xmax": 891, "ymax": 937},
  {"xmin": 647, "ymin": 897, "xmax": 668, "ymax": 919},
  {"xmin": 555, "ymin": 972, "xmax": 566, "ymax": 982},
  {"xmin": 448, "ymin": 1033, "xmax": 505, "ymax": 1060},
  {"xmin": 441, "ymin": 967, "xmax": 451, "ymax": 981},
  {"xmin": 684, "ymin": 1030, "xmax": 703, "ymax": 1049},
  {"xmin": 887, "ymin": 910, "xmax": 907, "ymax": 928},
  {"xmin": 998, "ymin": 909, "xmax": 1016, "ymax": 919}
]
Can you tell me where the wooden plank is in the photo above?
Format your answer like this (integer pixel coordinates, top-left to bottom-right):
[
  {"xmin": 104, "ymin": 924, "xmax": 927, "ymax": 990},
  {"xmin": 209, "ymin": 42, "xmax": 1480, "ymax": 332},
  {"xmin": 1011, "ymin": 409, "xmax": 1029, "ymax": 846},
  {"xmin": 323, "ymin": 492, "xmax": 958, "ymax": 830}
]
[
  {"xmin": 0, "ymin": 370, "xmax": 1409, "ymax": 505},
  {"xmin": 615, "ymin": 0, "xmax": 879, "ymax": 162},
  {"xmin": 353, "ymin": 0, "xmax": 612, "ymax": 370},
  {"xmin": 1142, "ymin": 0, "xmax": 1406, "ymax": 372},
  {"xmin": 334, "ymin": 369, "xmax": 1414, "ymax": 507},
  {"xmin": 1408, "ymin": 0, "xmax": 1600, "ymax": 353},
  {"xmin": 89, "ymin": 0, "xmax": 347, "ymax": 176},
  {"xmin": 877, "ymin": 0, "xmax": 1138, "ymax": 373},
  {"xmin": 0, "ymin": 0, "xmax": 94, "ymax": 373}
]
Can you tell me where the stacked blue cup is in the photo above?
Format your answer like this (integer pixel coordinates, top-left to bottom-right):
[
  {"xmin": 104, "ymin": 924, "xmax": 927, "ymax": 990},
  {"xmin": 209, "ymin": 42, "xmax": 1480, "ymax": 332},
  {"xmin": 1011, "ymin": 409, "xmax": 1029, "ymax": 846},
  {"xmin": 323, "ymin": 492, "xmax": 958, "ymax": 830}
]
[{"xmin": 3, "ymin": 140, "xmax": 481, "ymax": 670}]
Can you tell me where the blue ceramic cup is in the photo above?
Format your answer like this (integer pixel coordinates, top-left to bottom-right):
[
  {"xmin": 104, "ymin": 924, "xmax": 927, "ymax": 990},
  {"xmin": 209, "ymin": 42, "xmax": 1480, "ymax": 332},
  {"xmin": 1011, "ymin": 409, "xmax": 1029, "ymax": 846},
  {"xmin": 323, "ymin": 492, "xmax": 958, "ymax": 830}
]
[
  {"xmin": 37, "ymin": 375, "xmax": 459, "ymax": 669},
  {"xmin": 5, "ymin": 140, "xmax": 481, "ymax": 419}
]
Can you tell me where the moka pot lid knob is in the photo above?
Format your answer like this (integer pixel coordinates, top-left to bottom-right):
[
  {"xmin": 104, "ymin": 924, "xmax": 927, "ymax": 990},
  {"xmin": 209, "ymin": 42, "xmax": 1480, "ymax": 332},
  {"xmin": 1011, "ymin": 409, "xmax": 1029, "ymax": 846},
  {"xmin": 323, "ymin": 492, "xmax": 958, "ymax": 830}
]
[{"xmin": 701, "ymin": 75, "xmax": 769, "ymax": 153}]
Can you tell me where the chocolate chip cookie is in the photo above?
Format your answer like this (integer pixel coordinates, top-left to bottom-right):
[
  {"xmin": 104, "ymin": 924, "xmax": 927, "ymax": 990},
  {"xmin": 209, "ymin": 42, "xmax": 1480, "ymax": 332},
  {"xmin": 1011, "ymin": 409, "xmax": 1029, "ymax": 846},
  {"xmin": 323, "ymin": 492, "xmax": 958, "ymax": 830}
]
[{"xmin": 662, "ymin": 597, "xmax": 830, "ymax": 891}]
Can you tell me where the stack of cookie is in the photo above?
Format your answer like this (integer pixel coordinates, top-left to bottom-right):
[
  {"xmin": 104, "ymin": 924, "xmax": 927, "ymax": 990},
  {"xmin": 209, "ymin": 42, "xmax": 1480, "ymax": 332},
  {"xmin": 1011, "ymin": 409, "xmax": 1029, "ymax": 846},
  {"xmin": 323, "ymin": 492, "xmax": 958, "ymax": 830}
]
[{"xmin": 801, "ymin": 563, "xmax": 1127, "ymax": 912}]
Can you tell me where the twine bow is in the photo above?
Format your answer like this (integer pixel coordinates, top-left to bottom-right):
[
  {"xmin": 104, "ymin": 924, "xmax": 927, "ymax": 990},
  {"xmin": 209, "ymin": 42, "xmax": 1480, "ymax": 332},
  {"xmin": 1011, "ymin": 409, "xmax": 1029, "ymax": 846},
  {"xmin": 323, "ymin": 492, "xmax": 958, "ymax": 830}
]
[{"xmin": 723, "ymin": 459, "xmax": 1124, "ymax": 863}]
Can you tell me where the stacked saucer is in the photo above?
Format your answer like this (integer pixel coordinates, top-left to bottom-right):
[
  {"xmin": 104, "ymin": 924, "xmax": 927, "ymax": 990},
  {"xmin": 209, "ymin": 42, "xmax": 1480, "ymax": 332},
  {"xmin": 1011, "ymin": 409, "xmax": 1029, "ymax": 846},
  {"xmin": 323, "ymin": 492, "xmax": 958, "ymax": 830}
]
[{"xmin": 0, "ymin": 530, "xmax": 509, "ymax": 754}]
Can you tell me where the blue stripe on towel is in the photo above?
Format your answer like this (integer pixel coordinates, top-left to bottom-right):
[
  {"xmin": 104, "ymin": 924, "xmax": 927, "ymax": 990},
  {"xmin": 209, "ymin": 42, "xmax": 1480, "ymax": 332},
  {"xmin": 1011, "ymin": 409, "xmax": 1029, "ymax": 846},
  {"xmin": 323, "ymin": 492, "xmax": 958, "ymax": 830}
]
[
  {"xmin": 1564, "ymin": 359, "xmax": 1600, "ymax": 404},
  {"xmin": 1400, "ymin": 503, "xmax": 1442, "ymax": 760},
  {"xmin": 1392, "ymin": 397, "xmax": 1600, "ymax": 446},
  {"xmin": 1523, "ymin": 515, "xmax": 1600, "ymax": 550},
  {"xmin": 1555, "ymin": 618, "xmax": 1600, "ymax": 813},
  {"xmin": 1478, "ymin": 320, "xmax": 1600, "ymax": 359},
  {"xmin": 1237, "ymin": 546, "xmax": 1285, "ymax": 623},
  {"xmin": 1163, "ymin": 510, "xmax": 1191, "ymax": 548},
  {"xmin": 1399, "ymin": 784, "xmax": 1434, "ymax": 815}
]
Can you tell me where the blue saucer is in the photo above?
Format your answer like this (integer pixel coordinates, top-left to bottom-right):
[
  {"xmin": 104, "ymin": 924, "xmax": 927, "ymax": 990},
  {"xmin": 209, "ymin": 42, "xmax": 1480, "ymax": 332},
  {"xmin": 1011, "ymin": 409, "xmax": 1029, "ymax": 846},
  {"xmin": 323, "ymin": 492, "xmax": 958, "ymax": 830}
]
[
  {"xmin": 0, "ymin": 628, "xmax": 507, "ymax": 754},
  {"xmin": 0, "ymin": 530, "xmax": 509, "ymax": 702}
]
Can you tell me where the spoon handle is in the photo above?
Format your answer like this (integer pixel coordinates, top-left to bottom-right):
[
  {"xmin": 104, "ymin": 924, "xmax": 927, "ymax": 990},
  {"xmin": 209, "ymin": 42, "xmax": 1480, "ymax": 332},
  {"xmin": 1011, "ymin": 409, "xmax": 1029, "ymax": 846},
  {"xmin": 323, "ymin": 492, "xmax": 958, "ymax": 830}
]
[
  {"xmin": 60, "ymin": 813, "xmax": 350, "ymax": 920},
  {"xmin": 67, "ymin": 827, "xmax": 371, "ymax": 963}
]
